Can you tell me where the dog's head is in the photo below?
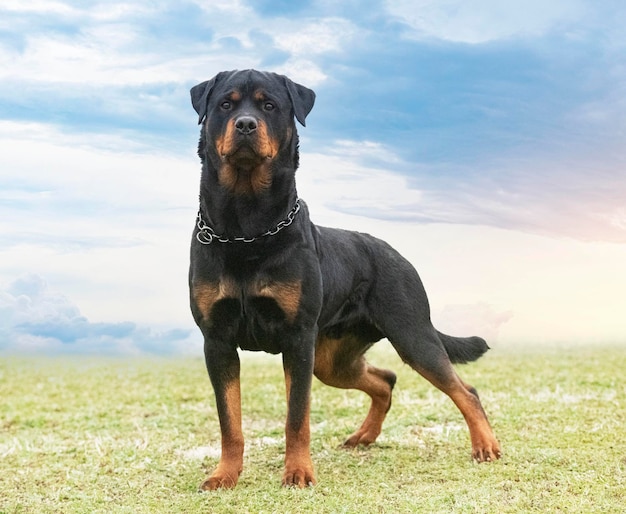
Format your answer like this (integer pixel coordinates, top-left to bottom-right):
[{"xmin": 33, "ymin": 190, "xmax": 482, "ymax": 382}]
[{"xmin": 191, "ymin": 70, "xmax": 315, "ymax": 195}]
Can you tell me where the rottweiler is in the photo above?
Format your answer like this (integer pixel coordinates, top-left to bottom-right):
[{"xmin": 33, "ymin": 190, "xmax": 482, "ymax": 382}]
[{"xmin": 189, "ymin": 69, "xmax": 501, "ymax": 490}]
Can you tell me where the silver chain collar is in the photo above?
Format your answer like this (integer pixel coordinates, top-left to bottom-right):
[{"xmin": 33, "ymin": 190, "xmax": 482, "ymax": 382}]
[{"xmin": 196, "ymin": 199, "xmax": 301, "ymax": 245}]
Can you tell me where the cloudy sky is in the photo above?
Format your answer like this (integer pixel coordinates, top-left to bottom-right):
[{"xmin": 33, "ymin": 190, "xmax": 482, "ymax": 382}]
[{"xmin": 1, "ymin": 0, "xmax": 625, "ymax": 354}]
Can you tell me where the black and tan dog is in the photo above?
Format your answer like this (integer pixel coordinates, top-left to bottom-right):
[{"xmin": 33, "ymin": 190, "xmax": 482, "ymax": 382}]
[{"xmin": 188, "ymin": 69, "xmax": 501, "ymax": 490}]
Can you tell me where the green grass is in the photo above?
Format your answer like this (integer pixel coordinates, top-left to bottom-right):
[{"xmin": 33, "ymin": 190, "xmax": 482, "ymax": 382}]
[{"xmin": 1, "ymin": 343, "xmax": 625, "ymax": 513}]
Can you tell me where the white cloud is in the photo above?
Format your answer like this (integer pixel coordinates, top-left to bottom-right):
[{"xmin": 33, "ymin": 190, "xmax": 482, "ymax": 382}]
[
  {"xmin": 0, "ymin": 1, "xmax": 252, "ymax": 88},
  {"xmin": 0, "ymin": 0, "xmax": 76, "ymax": 15},
  {"xmin": 0, "ymin": 274, "xmax": 195, "ymax": 354},
  {"xmin": 0, "ymin": 0, "xmax": 156, "ymax": 19},
  {"xmin": 0, "ymin": 120, "xmax": 198, "ymax": 329},
  {"xmin": 298, "ymin": 147, "xmax": 422, "ymax": 227},
  {"xmin": 0, "ymin": 3, "xmax": 356, "ymax": 90},
  {"xmin": 270, "ymin": 17, "xmax": 358, "ymax": 85},
  {"xmin": 385, "ymin": 0, "xmax": 587, "ymax": 44},
  {"xmin": 300, "ymin": 139, "xmax": 626, "ymax": 243},
  {"xmin": 191, "ymin": 0, "xmax": 252, "ymax": 16},
  {"xmin": 276, "ymin": 59, "xmax": 329, "ymax": 88},
  {"xmin": 0, "ymin": 121, "xmax": 197, "ymax": 226},
  {"xmin": 0, "ymin": 32, "xmax": 237, "ymax": 87},
  {"xmin": 329, "ymin": 140, "xmax": 404, "ymax": 164},
  {"xmin": 89, "ymin": 1, "xmax": 157, "ymax": 21},
  {"xmin": 272, "ymin": 17, "xmax": 357, "ymax": 56}
]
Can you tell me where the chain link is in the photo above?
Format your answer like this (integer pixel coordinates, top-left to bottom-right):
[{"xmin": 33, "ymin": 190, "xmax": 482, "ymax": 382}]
[{"xmin": 196, "ymin": 199, "xmax": 301, "ymax": 245}]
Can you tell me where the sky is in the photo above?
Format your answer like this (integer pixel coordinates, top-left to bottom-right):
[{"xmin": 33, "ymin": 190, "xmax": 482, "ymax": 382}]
[{"xmin": 1, "ymin": 0, "xmax": 625, "ymax": 355}]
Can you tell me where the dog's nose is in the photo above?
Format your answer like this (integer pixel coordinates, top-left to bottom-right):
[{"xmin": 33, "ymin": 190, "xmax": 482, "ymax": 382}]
[{"xmin": 235, "ymin": 116, "xmax": 258, "ymax": 135}]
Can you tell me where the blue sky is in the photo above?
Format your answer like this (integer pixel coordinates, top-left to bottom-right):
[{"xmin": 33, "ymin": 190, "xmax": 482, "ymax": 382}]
[{"xmin": 1, "ymin": 0, "xmax": 625, "ymax": 354}]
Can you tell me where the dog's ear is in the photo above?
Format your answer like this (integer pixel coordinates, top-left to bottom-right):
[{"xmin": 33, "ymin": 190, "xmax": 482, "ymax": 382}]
[
  {"xmin": 283, "ymin": 77, "xmax": 316, "ymax": 127},
  {"xmin": 190, "ymin": 72, "xmax": 228, "ymax": 125}
]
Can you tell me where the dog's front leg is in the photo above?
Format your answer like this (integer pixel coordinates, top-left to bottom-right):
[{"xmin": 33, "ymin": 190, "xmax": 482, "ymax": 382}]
[
  {"xmin": 200, "ymin": 343, "xmax": 244, "ymax": 491},
  {"xmin": 281, "ymin": 336, "xmax": 316, "ymax": 488}
]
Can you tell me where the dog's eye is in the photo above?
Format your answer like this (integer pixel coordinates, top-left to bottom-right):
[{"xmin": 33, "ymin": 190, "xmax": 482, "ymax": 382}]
[
  {"xmin": 263, "ymin": 102, "xmax": 275, "ymax": 112},
  {"xmin": 221, "ymin": 101, "xmax": 232, "ymax": 110}
]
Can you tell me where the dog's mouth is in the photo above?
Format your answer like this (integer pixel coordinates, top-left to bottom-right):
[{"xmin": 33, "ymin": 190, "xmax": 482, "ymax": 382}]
[
  {"xmin": 222, "ymin": 142, "xmax": 269, "ymax": 169},
  {"xmin": 221, "ymin": 138, "xmax": 275, "ymax": 169},
  {"xmin": 217, "ymin": 139, "xmax": 274, "ymax": 194}
]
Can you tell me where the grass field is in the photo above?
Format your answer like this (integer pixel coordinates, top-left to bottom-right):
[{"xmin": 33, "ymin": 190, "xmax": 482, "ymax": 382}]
[{"xmin": 1, "ymin": 343, "xmax": 624, "ymax": 513}]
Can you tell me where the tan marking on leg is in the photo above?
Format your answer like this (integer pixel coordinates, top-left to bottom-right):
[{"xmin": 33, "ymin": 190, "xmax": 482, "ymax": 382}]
[
  {"xmin": 200, "ymin": 379, "xmax": 244, "ymax": 491},
  {"xmin": 342, "ymin": 364, "xmax": 396, "ymax": 447},
  {"xmin": 314, "ymin": 336, "xmax": 396, "ymax": 447},
  {"xmin": 418, "ymin": 366, "xmax": 501, "ymax": 462},
  {"xmin": 447, "ymin": 383, "xmax": 501, "ymax": 462},
  {"xmin": 312, "ymin": 336, "xmax": 338, "ymax": 381},
  {"xmin": 282, "ymin": 367, "xmax": 315, "ymax": 488}
]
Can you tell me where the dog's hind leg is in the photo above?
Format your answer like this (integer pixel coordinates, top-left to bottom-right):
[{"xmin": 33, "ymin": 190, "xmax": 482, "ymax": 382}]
[
  {"xmin": 386, "ymin": 322, "xmax": 501, "ymax": 462},
  {"xmin": 314, "ymin": 335, "xmax": 397, "ymax": 447}
]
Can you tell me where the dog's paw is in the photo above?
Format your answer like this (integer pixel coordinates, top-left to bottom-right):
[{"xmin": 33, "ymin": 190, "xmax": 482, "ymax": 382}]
[
  {"xmin": 199, "ymin": 465, "xmax": 241, "ymax": 491},
  {"xmin": 472, "ymin": 439, "xmax": 502, "ymax": 463},
  {"xmin": 341, "ymin": 426, "xmax": 380, "ymax": 448},
  {"xmin": 281, "ymin": 465, "xmax": 316, "ymax": 488}
]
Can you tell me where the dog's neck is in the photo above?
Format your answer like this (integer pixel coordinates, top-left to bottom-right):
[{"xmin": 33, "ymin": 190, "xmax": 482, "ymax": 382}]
[
  {"xmin": 196, "ymin": 197, "xmax": 301, "ymax": 245},
  {"xmin": 198, "ymin": 162, "xmax": 300, "ymax": 240}
]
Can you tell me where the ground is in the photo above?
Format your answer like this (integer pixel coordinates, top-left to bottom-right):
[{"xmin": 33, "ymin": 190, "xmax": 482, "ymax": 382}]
[{"xmin": 1, "ymin": 343, "xmax": 624, "ymax": 513}]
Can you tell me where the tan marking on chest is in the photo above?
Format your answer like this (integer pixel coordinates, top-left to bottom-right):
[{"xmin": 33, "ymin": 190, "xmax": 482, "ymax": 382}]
[
  {"xmin": 193, "ymin": 277, "xmax": 302, "ymax": 323},
  {"xmin": 250, "ymin": 280, "xmax": 302, "ymax": 322},
  {"xmin": 192, "ymin": 278, "xmax": 238, "ymax": 320}
]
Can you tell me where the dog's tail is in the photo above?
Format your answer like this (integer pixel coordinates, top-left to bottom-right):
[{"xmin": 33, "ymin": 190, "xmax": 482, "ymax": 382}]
[{"xmin": 437, "ymin": 331, "xmax": 490, "ymax": 364}]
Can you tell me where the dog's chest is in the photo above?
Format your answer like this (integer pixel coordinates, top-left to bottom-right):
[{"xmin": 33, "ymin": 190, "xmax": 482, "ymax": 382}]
[{"xmin": 191, "ymin": 275, "xmax": 302, "ymax": 353}]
